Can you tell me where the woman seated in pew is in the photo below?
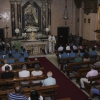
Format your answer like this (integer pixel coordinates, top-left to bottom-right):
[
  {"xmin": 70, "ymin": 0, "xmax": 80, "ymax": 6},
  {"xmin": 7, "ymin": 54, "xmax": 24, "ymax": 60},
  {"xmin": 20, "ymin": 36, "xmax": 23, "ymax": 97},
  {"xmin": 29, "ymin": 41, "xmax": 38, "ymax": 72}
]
[
  {"xmin": 1, "ymin": 59, "xmax": 12, "ymax": 71},
  {"xmin": 1, "ymin": 66, "xmax": 14, "ymax": 79},
  {"xmin": 89, "ymin": 47, "xmax": 97, "ymax": 61},
  {"xmin": 81, "ymin": 52, "xmax": 90, "ymax": 68},
  {"xmin": 31, "ymin": 64, "xmax": 43, "ymax": 84},
  {"xmin": 7, "ymin": 54, "xmax": 15, "ymax": 64},
  {"xmin": 28, "ymin": 89, "xmax": 43, "ymax": 100},
  {"xmin": 18, "ymin": 53, "xmax": 25, "ymax": 63},
  {"xmin": 69, "ymin": 49, "xmax": 76, "ymax": 62},
  {"xmin": 80, "ymin": 65, "xmax": 98, "ymax": 89},
  {"xmin": 32, "ymin": 58, "xmax": 41, "ymax": 68},
  {"xmin": 24, "ymin": 57, "xmax": 31, "ymax": 68}
]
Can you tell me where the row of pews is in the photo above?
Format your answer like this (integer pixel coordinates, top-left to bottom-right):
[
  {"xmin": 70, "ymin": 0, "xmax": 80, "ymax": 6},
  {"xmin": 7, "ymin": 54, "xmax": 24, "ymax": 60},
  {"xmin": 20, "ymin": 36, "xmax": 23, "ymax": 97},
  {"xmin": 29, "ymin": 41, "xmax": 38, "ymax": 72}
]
[
  {"xmin": 57, "ymin": 54, "xmax": 100, "ymax": 95},
  {"xmin": 0, "ymin": 61, "xmax": 60, "ymax": 100}
]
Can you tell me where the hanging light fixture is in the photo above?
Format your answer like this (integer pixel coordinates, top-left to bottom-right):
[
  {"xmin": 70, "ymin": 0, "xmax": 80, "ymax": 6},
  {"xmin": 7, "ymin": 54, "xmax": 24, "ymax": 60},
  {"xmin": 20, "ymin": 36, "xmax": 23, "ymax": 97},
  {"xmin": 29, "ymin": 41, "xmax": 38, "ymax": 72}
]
[{"xmin": 63, "ymin": 0, "xmax": 69, "ymax": 25}]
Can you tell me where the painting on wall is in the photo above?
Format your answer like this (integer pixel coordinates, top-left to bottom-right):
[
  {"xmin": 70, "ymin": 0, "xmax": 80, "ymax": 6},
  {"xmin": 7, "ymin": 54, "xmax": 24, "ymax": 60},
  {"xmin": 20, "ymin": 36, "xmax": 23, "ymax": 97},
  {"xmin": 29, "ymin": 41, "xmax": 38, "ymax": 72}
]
[{"xmin": 22, "ymin": 1, "xmax": 41, "ymax": 32}]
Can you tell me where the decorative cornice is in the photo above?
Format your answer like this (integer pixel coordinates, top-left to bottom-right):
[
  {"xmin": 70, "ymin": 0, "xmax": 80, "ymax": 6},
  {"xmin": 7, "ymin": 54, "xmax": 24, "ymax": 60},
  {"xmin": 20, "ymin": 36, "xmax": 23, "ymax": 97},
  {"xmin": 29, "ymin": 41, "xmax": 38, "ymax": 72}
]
[
  {"xmin": 82, "ymin": 0, "xmax": 98, "ymax": 15},
  {"xmin": 74, "ymin": 0, "xmax": 82, "ymax": 9}
]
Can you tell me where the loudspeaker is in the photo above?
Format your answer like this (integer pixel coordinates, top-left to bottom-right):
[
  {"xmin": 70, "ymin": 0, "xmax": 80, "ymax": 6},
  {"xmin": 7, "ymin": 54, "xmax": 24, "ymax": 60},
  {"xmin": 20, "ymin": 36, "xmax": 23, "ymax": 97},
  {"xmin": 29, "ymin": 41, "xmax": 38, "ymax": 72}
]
[{"xmin": 57, "ymin": 27, "xmax": 69, "ymax": 48}]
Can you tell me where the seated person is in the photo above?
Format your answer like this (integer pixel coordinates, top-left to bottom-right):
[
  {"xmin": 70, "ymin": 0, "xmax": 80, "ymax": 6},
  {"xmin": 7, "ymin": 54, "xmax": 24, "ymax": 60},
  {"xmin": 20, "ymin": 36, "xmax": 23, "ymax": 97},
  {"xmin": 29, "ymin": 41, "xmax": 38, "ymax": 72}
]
[
  {"xmin": 32, "ymin": 58, "xmax": 41, "ymax": 68},
  {"xmin": 8, "ymin": 85, "xmax": 28, "ymax": 100},
  {"xmin": 23, "ymin": 48, "xmax": 29, "ymax": 58},
  {"xmin": 94, "ymin": 60, "xmax": 100, "ymax": 68},
  {"xmin": 58, "ymin": 44, "xmax": 64, "ymax": 52},
  {"xmin": 1, "ymin": 66, "xmax": 14, "ymax": 79},
  {"xmin": 19, "ymin": 64, "xmax": 30, "ymax": 85},
  {"xmin": 13, "ymin": 49, "xmax": 21, "ymax": 58},
  {"xmin": 31, "ymin": 64, "xmax": 43, "ymax": 84},
  {"xmin": 87, "ymin": 86, "xmax": 100, "ymax": 100},
  {"xmin": 24, "ymin": 57, "xmax": 31, "ymax": 68},
  {"xmin": 89, "ymin": 47, "xmax": 97, "ymax": 60},
  {"xmin": 0, "ymin": 52, "xmax": 3, "ymax": 59},
  {"xmin": 1, "ymin": 59, "xmax": 12, "ymax": 71},
  {"xmin": 42, "ymin": 71, "xmax": 56, "ymax": 86},
  {"xmin": 11, "ymin": 46, "xmax": 16, "ymax": 54},
  {"xmin": 4, "ymin": 52, "xmax": 9, "ymax": 59},
  {"xmin": 81, "ymin": 52, "xmax": 90, "ymax": 68},
  {"xmin": 28, "ymin": 89, "xmax": 43, "ymax": 100},
  {"xmin": 73, "ymin": 44, "xmax": 78, "ymax": 53},
  {"xmin": 80, "ymin": 65, "xmax": 98, "ymax": 89},
  {"xmin": 2, "ymin": 47, "xmax": 7, "ymax": 55},
  {"xmin": 69, "ymin": 49, "xmax": 76, "ymax": 62},
  {"xmin": 18, "ymin": 53, "xmax": 25, "ymax": 62},
  {"xmin": 79, "ymin": 49, "xmax": 84, "ymax": 57},
  {"xmin": 19, "ymin": 46, "xmax": 24, "ymax": 54},
  {"xmin": 66, "ymin": 44, "xmax": 70, "ymax": 53},
  {"xmin": 73, "ymin": 53, "xmax": 82, "ymax": 69},
  {"xmin": 7, "ymin": 54, "xmax": 15, "ymax": 64}
]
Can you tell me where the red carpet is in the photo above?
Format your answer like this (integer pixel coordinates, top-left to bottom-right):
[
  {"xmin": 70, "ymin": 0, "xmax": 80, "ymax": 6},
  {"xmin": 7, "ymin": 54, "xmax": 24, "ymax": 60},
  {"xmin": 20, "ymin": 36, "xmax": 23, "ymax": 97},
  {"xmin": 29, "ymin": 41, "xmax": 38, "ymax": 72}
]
[{"xmin": 30, "ymin": 57, "xmax": 88, "ymax": 100}]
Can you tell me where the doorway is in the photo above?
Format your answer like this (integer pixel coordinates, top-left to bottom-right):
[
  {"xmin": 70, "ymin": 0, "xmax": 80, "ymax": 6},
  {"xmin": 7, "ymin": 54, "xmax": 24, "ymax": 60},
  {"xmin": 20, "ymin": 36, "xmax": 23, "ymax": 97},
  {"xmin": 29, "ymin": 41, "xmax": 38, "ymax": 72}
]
[
  {"xmin": 57, "ymin": 27, "xmax": 69, "ymax": 48},
  {"xmin": 0, "ymin": 28, "xmax": 4, "ymax": 41}
]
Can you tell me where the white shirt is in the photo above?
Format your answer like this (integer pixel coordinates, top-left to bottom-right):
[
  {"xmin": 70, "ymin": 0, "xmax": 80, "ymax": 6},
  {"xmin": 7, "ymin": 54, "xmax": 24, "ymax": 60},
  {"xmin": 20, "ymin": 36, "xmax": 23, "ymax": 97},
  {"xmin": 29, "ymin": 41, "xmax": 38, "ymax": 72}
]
[
  {"xmin": 86, "ymin": 69, "xmax": 98, "ymax": 78},
  {"xmin": 31, "ymin": 70, "xmax": 43, "ymax": 83},
  {"xmin": 48, "ymin": 35, "xmax": 56, "ymax": 43},
  {"xmin": 73, "ymin": 45, "xmax": 78, "ymax": 50},
  {"xmin": 58, "ymin": 46, "xmax": 63, "ymax": 51},
  {"xmin": 19, "ymin": 70, "xmax": 30, "ymax": 84},
  {"xmin": 66, "ymin": 46, "xmax": 70, "ymax": 50},
  {"xmin": 1, "ymin": 64, "xmax": 12, "ymax": 71},
  {"xmin": 28, "ymin": 96, "xmax": 43, "ymax": 100},
  {"xmin": 42, "ymin": 77, "xmax": 56, "ymax": 86}
]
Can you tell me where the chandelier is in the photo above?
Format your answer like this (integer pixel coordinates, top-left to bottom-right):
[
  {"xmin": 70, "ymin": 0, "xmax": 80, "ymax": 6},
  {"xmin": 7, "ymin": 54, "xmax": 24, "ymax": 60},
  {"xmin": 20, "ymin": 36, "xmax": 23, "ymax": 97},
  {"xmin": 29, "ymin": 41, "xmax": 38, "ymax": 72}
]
[{"xmin": 63, "ymin": 0, "xmax": 69, "ymax": 25}]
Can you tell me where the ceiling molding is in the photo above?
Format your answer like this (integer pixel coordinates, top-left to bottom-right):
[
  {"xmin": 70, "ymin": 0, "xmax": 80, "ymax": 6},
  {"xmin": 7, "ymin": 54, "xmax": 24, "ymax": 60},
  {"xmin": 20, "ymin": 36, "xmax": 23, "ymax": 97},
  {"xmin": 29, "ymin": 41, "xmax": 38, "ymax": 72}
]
[{"xmin": 82, "ymin": 0, "xmax": 98, "ymax": 15}]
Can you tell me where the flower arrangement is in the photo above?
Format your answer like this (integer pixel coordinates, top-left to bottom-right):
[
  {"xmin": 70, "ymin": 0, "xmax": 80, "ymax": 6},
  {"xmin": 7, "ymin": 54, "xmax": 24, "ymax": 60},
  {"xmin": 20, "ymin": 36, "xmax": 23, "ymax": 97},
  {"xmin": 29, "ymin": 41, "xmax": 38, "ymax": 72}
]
[
  {"xmin": 24, "ymin": 26, "xmax": 39, "ymax": 32},
  {"xmin": 15, "ymin": 28, "xmax": 20, "ymax": 34}
]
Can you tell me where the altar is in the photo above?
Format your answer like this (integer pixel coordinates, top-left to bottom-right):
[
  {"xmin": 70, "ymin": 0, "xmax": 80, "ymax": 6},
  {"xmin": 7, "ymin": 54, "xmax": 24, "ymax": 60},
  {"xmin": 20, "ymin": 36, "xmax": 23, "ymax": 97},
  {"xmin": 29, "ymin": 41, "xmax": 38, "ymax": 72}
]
[{"xmin": 21, "ymin": 40, "xmax": 48, "ymax": 55}]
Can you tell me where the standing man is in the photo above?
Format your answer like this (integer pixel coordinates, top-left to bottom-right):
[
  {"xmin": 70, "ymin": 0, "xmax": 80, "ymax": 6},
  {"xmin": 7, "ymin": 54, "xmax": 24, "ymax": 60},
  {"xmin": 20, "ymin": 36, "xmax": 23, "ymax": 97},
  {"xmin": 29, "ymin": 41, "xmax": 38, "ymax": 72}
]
[
  {"xmin": 48, "ymin": 34, "xmax": 56, "ymax": 53},
  {"xmin": 0, "ymin": 38, "xmax": 5, "ymax": 52}
]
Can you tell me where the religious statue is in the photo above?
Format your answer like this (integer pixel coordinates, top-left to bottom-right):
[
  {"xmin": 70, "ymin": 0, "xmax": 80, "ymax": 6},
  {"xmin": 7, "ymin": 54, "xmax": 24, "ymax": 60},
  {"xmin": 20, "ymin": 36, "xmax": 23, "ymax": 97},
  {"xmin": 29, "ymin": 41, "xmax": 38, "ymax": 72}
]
[{"xmin": 29, "ymin": 32, "xmax": 36, "ymax": 40}]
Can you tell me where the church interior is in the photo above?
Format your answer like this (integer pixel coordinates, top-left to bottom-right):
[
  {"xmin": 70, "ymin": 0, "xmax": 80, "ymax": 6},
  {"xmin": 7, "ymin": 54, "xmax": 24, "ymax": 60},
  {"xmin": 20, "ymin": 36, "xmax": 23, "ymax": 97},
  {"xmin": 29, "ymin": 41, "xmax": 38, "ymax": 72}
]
[{"xmin": 0, "ymin": 0, "xmax": 100, "ymax": 100}]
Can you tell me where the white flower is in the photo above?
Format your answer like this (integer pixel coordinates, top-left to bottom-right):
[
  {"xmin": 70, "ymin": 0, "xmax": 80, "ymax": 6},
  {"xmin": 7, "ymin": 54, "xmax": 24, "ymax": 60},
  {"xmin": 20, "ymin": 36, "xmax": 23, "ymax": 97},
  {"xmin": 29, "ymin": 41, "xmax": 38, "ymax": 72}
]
[{"xmin": 15, "ymin": 28, "xmax": 19, "ymax": 33}]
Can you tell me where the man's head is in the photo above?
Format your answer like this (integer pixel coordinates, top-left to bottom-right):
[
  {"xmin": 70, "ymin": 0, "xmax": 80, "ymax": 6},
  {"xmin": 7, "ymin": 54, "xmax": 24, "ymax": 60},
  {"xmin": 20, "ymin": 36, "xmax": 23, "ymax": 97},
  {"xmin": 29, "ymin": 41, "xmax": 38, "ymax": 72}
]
[
  {"xmin": 14, "ymin": 85, "xmax": 22, "ymax": 93},
  {"xmin": 21, "ymin": 64, "xmax": 27, "ymax": 70},
  {"xmin": 90, "ymin": 64, "xmax": 96, "ymax": 70},
  {"xmin": 51, "ymin": 34, "xmax": 53, "ymax": 37},
  {"xmin": 5, "ymin": 66, "xmax": 10, "ymax": 71},
  {"xmin": 4, "ymin": 59, "xmax": 8, "ymax": 64},
  {"xmin": 47, "ymin": 71, "xmax": 53, "ymax": 77}
]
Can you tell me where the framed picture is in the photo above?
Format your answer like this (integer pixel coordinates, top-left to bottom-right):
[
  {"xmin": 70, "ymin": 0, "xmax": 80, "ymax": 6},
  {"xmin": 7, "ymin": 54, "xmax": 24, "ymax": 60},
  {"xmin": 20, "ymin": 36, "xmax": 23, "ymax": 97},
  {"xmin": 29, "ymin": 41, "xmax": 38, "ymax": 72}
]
[
  {"xmin": 88, "ymin": 18, "xmax": 90, "ymax": 23},
  {"xmin": 84, "ymin": 18, "xmax": 86, "ymax": 23}
]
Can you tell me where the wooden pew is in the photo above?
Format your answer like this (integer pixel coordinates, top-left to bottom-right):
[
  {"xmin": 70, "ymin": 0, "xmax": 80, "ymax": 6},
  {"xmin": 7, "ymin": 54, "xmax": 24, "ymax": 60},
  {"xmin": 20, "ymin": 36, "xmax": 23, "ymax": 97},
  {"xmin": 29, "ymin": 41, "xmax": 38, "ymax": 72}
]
[
  {"xmin": 0, "ymin": 84, "xmax": 59, "ymax": 100},
  {"xmin": 0, "ymin": 75, "xmax": 47, "ymax": 90},
  {"xmin": 0, "ymin": 61, "xmax": 37, "ymax": 69},
  {"xmin": 57, "ymin": 55, "xmax": 98, "ymax": 71},
  {"xmin": 84, "ymin": 75, "xmax": 100, "ymax": 93},
  {"xmin": 66, "ymin": 60, "xmax": 98, "ymax": 78},
  {"xmin": 75, "ymin": 67, "xmax": 90, "ymax": 83}
]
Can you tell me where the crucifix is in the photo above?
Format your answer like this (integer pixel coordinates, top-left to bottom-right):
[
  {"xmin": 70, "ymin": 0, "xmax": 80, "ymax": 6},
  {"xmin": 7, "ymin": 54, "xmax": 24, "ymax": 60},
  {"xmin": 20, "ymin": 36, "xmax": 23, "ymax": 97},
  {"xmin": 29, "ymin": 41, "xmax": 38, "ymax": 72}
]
[{"xmin": 4, "ymin": 25, "xmax": 9, "ymax": 39}]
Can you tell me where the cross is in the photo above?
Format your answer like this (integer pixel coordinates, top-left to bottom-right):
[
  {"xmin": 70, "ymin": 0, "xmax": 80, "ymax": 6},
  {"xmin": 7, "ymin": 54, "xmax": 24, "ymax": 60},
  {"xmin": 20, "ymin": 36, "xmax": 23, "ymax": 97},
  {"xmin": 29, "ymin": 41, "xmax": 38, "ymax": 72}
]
[{"xmin": 4, "ymin": 25, "xmax": 9, "ymax": 39}]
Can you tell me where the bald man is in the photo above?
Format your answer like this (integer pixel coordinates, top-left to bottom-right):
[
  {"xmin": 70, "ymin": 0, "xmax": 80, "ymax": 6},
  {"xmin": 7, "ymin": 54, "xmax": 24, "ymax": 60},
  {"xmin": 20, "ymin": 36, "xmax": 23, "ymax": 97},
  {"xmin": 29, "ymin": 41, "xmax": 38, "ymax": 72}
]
[{"xmin": 42, "ymin": 71, "xmax": 56, "ymax": 86}]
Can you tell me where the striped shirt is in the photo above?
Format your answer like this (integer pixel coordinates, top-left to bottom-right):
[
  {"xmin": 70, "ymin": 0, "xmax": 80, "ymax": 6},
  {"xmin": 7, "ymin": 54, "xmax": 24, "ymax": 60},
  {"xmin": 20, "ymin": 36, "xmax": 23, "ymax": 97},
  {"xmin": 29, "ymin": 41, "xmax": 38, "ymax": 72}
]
[{"xmin": 8, "ymin": 93, "xmax": 28, "ymax": 100}]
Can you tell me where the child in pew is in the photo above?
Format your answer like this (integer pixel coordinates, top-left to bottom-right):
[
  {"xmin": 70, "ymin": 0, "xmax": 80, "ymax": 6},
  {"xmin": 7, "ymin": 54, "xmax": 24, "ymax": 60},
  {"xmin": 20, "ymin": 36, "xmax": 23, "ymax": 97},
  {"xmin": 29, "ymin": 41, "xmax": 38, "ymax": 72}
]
[{"xmin": 28, "ymin": 89, "xmax": 43, "ymax": 100}]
